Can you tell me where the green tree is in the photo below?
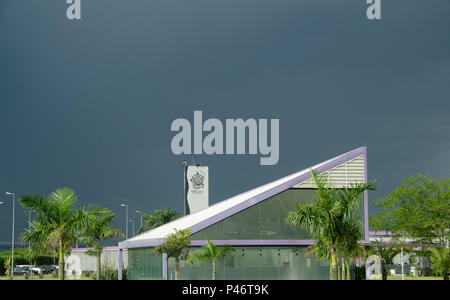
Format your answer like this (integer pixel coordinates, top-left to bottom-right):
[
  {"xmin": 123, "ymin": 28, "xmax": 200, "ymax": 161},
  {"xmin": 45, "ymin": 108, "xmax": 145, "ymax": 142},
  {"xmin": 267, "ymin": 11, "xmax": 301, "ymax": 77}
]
[
  {"xmin": 19, "ymin": 189, "xmax": 83, "ymax": 280},
  {"xmin": 154, "ymin": 228, "xmax": 192, "ymax": 280},
  {"xmin": 79, "ymin": 205, "xmax": 123, "ymax": 280},
  {"xmin": 287, "ymin": 171, "xmax": 375, "ymax": 280},
  {"xmin": 426, "ymin": 246, "xmax": 450, "ymax": 280},
  {"xmin": 138, "ymin": 208, "xmax": 182, "ymax": 234},
  {"xmin": 370, "ymin": 175, "xmax": 450, "ymax": 246},
  {"xmin": 187, "ymin": 240, "xmax": 235, "ymax": 280}
]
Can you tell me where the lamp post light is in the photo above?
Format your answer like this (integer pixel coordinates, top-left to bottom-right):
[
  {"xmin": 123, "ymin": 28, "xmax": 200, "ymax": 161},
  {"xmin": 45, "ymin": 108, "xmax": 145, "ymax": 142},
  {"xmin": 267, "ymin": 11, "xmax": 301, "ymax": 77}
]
[
  {"xmin": 129, "ymin": 219, "xmax": 135, "ymax": 237},
  {"xmin": 28, "ymin": 210, "xmax": 32, "ymax": 251},
  {"xmin": 136, "ymin": 210, "xmax": 143, "ymax": 230},
  {"xmin": 121, "ymin": 204, "xmax": 128, "ymax": 239},
  {"xmin": 182, "ymin": 160, "xmax": 187, "ymax": 215},
  {"xmin": 5, "ymin": 192, "xmax": 15, "ymax": 279}
]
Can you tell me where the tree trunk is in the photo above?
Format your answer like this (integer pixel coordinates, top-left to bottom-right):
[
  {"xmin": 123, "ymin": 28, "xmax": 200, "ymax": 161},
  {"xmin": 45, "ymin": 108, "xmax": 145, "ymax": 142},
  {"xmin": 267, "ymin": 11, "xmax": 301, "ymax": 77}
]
[
  {"xmin": 444, "ymin": 272, "xmax": 449, "ymax": 281},
  {"xmin": 212, "ymin": 261, "xmax": 216, "ymax": 280},
  {"xmin": 381, "ymin": 261, "xmax": 387, "ymax": 281},
  {"xmin": 96, "ymin": 249, "xmax": 101, "ymax": 280},
  {"xmin": 330, "ymin": 249, "xmax": 338, "ymax": 280},
  {"xmin": 341, "ymin": 261, "xmax": 345, "ymax": 280},
  {"xmin": 175, "ymin": 258, "xmax": 180, "ymax": 280},
  {"xmin": 346, "ymin": 260, "xmax": 351, "ymax": 280},
  {"xmin": 58, "ymin": 242, "xmax": 65, "ymax": 280}
]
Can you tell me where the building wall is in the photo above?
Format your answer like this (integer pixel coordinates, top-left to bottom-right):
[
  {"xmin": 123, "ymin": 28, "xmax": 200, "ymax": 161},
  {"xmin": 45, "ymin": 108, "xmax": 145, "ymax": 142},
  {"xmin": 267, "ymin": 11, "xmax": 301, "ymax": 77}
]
[
  {"xmin": 126, "ymin": 246, "xmax": 330, "ymax": 280},
  {"xmin": 67, "ymin": 248, "xmax": 128, "ymax": 273}
]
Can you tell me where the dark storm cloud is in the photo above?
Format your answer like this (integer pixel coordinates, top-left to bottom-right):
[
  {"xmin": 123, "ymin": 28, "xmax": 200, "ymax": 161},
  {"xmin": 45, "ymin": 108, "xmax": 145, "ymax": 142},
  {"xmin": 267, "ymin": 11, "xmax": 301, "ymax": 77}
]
[{"xmin": 0, "ymin": 0, "xmax": 449, "ymax": 244}]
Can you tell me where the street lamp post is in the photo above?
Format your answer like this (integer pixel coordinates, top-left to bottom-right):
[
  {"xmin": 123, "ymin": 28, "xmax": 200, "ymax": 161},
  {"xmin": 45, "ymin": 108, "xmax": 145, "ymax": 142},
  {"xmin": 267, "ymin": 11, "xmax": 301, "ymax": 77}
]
[
  {"xmin": 136, "ymin": 210, "xmax": 143, "ymax": 230},
  {"xmin": 5, "ymin": 192, "xmax": 15, "ymax": 279},
  {"xmin": 121, "ymin": 204, "xmax": 128, "ymax": 239},
  {"xmin": 28, "ymin": 211, "xmax": 32, "ymax": 251},
  {"xmin": 182, "ymin": 160, "xmax": 187, "ymax": 215}
]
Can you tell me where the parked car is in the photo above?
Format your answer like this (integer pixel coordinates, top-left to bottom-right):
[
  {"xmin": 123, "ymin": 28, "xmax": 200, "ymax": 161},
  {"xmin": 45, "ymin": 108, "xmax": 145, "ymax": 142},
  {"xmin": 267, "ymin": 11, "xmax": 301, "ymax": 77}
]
[
  {"xmin": 17, "ymin": 265, "xmax": 41, "ymax": 275},
  {"xmin": 13, "ymin": 266, "xmax": 31, "ymax": 276},
  {"xmin": 39, "ymin": 265, "xmax": 53, "ymax": 274},
  {"xmin": 40, "ymin": 265, "xmax": 58, "ymax": 274}
]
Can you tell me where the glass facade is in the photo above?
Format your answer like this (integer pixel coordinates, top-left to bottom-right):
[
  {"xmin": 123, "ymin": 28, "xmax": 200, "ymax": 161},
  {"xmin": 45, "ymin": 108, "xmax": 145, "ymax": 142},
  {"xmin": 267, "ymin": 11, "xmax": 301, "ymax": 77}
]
[
  {"xmin": 167, "ymin": 246, "xmax": 330, "ymax": 280},
  {"xmin": 128, "ymin": 248, "xmax": 163, "ymax": 280},
  {"xmin": 192, "ymin": 189, "xmax": 365, "ymax": 240}
]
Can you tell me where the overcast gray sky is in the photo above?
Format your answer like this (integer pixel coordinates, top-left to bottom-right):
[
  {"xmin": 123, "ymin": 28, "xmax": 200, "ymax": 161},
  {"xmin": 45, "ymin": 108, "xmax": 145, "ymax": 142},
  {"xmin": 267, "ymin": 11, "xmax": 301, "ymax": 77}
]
[{"xmin": 1, "ymin": 0, "xmax": 449, "ymax": 245}]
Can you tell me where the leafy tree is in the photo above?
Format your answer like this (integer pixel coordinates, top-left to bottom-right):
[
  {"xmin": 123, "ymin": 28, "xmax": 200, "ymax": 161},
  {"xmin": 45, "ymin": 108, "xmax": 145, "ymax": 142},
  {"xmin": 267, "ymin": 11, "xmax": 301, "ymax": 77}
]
[
  {"xmin": 187, "ymin": 240, "xmax": 235, "ymax": 280},
  {"xmin": 138, "ymin": 208, "xmax": 182, "ymax": 234},
  {"xmin": 287, "ymin": 171, "xmax": 376, "ymax": 280},
  {"xmin": 19, "ymin": 189, "xmax": 84, "ymax": 280},
  {"xmin": 79, "ymin": 205, "xmax": 123, "ymax": 280},
  {"xmin": 426, "ymin": 246, "xmax": 450, "ymax": 280},
  {"xmin": 370, "ymin": 175, "xmax": 450, "ymax": 246},
  {"xmin": 154, "ymin": 228, "xmax": 192, "ymax": 280}
]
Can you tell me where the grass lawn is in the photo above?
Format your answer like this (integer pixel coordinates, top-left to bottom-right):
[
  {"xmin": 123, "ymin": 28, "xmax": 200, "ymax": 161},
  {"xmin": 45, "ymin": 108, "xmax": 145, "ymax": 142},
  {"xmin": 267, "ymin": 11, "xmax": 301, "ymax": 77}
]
[
  {"xmin": 386, "ymin": 275, "xmax": 442, "ymax": 280},
  {"xmin": 0, "ymin": 274, "xmax": 92, "ymax": 280}
]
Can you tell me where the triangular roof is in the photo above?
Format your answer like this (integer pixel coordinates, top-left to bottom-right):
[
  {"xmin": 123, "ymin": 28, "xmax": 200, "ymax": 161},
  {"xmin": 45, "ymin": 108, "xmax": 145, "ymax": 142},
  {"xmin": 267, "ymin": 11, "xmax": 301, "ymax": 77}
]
[{"xmin": 119, "ymin": 147, "xmax": 367, "ymax": 249}]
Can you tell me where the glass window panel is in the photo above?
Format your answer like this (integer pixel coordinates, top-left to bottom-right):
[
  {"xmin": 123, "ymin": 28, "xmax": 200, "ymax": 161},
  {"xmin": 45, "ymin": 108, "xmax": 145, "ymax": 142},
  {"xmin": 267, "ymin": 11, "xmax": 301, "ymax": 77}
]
[
  {"xmin": 192, "ymin": 189, "xmax": 366, "ymax": 240},
  {"xmin": 167, "ymin": 246, "xmax": 330, "ymax": 280},
  {"xmin": 127, "ymin": 248, "xmax": 163, "ymax": 280}
]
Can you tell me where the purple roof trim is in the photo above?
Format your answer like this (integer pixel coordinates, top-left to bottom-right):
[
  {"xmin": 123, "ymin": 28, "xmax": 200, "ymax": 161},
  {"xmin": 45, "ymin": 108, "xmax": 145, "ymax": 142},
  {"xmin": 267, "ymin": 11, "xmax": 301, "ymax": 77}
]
[
  {"xmin": 190, "ymin": 240, "xmax": 315, "ymax": 246},
  {"xmin": 369, "ymin": 231, "xmax": 393, "ymax": 236},
  {"xmin": 119, "ymin": 147, "xmax": 366, "ymax": 250},
  {"xmin": 71, "ymin": 246, "xmax": 118, "ymax": 252}
]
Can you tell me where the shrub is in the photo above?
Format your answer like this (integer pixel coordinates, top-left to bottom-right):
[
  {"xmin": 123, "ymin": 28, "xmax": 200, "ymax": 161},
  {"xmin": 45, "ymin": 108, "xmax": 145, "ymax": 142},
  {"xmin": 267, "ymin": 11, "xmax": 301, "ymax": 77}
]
[
  {"xmin": 90, "ymin": 266, "xmax": 128, "ymax": 280},
  {"xmin": 84, "ymin": 271, "xmax": 92, "ymax": 278},
  {"xmin": 354, "ymin": 265, "xmax": 366, "ymax": 280}
]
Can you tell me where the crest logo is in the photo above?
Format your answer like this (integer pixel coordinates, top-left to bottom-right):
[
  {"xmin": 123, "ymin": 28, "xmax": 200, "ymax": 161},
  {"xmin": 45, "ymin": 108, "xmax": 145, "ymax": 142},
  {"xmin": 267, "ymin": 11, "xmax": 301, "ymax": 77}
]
[{"xmin": 190, "ymin": 172, "xmax": 204, "ymax": 189}]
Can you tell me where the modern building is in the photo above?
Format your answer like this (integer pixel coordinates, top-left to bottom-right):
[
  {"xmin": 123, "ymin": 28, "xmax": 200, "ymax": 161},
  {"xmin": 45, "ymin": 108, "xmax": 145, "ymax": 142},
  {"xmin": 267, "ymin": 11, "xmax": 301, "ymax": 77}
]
[
  {"xmin": 118, "ymin": 147, "xmax": 369, "ymax": 280},
  {"xmin": 66, "ymin": 247, "xmax": 128, "ymax": 277}
]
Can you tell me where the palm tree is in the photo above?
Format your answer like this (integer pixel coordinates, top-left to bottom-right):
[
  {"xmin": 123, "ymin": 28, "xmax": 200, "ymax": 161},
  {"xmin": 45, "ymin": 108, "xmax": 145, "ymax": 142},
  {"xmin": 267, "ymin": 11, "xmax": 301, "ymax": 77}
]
[
  {"xmin": 426, "ymin": 246, "xmax": 450, "ymax": 280},
  {"xmin": 138, "ymin": 208, "xmax": 181, "ymax": 234},
  {"xmin": 19, "ymin": 189, "xmax": 83, "ymax": 280},
  {"xmin": 287, "ymin": 171, "xmax": 376, "ymax": 280},
  {"xmin": 154, "ymin": 228, "xmax": 191, "ymax": 280},
  {"xmin": 187, "ymin": 240, "xmax": 235, "ymax": 280},
  {"xmin": 79, "ymin": 205, "xmax": 123, "ymax": 280},
  {"xmin": 370, "ymin": 244, "xmax": 402, "ymax": 280},
  {"xmin": 335, "ymin": 219, "xmax": 363, "ymax": 280}
]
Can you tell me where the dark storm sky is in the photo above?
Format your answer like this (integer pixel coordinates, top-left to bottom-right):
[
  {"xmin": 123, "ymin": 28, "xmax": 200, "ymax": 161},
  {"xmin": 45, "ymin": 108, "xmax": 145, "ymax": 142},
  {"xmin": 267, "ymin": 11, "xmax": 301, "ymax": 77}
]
[{"xmin": 1, "ymin": 0, "xmax": 449, "ymax": 245}]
